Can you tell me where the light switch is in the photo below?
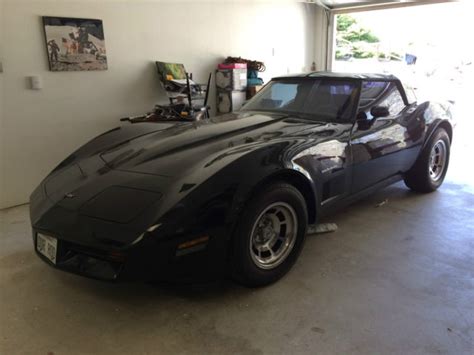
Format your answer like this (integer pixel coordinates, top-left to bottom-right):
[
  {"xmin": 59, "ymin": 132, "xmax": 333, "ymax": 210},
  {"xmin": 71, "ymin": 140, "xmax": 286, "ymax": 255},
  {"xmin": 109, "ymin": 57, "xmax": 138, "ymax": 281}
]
[{"xmin": 29, "ymin": 76, "xmax": 43, "ymax": 90}]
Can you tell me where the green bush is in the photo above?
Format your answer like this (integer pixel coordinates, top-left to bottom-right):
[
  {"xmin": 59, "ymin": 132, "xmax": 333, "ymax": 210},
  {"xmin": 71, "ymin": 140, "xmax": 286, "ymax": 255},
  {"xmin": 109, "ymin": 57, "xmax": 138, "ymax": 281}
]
[
  {"xmin": 360, "ymin": 31, "xmax": 379, "ymax": 43},
  {"xmin": 353, "ymin": 49, "xmax": 375, "ymax": 59},
  {"xmin": 337, "ymin": 14, "xmax": 356, "ymax": 32},
  {"xmin": 344, "ymin": 29, "xmax": 379, "ymax": 43}
]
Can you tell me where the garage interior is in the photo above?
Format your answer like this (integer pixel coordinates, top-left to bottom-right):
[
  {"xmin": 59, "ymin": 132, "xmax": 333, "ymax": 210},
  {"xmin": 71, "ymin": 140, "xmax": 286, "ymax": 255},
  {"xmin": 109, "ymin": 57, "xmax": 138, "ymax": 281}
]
[{"xmin": 1, "ymin": 0, "xmax": 473, "ymax": 354}]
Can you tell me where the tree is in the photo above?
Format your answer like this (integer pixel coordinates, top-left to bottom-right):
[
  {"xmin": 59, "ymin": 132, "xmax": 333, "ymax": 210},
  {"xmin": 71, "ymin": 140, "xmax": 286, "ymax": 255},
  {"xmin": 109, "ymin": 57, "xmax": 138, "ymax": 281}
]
[
  {"xmin": 337, "ymin": 14, "xmax": 356, "ymax": 32},
  {"xmin": 335, "ymin": 14, "xmax": 380, "ymax": 60},
  {"xmin": 337, "ymin": 14, "xmax": 379, "ymax": 43},
  {"xmin": 344, "ymin": 27, "xmax": 379, "ymax": 43}
]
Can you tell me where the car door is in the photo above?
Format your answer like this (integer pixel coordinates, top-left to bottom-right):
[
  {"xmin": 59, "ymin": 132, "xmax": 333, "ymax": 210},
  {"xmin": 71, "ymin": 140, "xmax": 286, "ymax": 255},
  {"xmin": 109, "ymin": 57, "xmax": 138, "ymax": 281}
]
[
  {"xmin": 350, "ymin": 80, "xmax": 421, "ymax": 193},
  {"xmin": 293, "ymin": 79, "xmax": 359, "ymax": 207}
]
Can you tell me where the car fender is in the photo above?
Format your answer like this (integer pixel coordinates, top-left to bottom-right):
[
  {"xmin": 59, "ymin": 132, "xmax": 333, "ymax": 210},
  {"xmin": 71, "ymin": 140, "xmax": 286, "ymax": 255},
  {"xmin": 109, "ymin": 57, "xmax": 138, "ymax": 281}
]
[
  {"xmin": 423, "ymin": 121, "xmax": 453, "ymax": 149},
  {"xmin": 214, "ymin": 140, "xmax": 321, "ymax": 226},
  {"xmin": 228, "ymin": 166, "xmax": 319, "ymax": 228},
  {"xmin": 421, "ymin": 101, "xmax": 454, "ymax": 150},
  {"xmin": 154, "ymin": 140, "xmax": 320, "ymax": 244}
]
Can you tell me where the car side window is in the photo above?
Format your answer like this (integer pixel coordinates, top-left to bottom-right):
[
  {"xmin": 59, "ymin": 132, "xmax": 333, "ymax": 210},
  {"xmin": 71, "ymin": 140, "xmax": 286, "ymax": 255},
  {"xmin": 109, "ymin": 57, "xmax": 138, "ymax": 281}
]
[
  {"xmin": 359, "ymin": 81, "xmax": 406, "ymax": 119},
  {"xmin": 379, "ymin": 86, "xmax": 405, "ymax": 116},
  {"xmin": 402, "ymin": 83, "xmax": 417, "ymax": 104}
]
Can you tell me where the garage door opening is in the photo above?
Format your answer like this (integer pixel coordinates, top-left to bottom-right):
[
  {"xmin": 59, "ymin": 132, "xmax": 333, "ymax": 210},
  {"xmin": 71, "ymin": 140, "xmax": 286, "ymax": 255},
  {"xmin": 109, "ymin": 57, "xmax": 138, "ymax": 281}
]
[{"xmin": 330, "ymin": 1, "xmax": 473, "ymax": 190}]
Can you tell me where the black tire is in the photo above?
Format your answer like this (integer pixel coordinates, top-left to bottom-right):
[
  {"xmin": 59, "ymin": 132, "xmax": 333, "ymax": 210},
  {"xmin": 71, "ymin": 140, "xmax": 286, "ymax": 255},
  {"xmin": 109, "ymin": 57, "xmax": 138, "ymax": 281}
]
[
  {"xmin": 404, "ymin": 128, "xmax": 450, "ymax": 193},
  {"xmin": 231, "ymin": 182, "xmax": 308, "ymax": 287}
]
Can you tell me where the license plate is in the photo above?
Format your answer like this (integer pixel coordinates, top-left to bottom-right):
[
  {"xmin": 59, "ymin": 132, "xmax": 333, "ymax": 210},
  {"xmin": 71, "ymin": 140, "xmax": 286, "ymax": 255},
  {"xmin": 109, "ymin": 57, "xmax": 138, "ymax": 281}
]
[{"xmin": 36, "ymin": 233, "xmax": 58, "ymax": 264}]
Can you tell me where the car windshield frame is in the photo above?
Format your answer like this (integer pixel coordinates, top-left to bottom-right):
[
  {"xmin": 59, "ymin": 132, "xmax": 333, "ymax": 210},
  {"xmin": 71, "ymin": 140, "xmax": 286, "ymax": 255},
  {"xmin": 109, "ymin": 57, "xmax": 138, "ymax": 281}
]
[{"xmin": 241, "ymin": 77, "xmax": 361, "ymax": 123}]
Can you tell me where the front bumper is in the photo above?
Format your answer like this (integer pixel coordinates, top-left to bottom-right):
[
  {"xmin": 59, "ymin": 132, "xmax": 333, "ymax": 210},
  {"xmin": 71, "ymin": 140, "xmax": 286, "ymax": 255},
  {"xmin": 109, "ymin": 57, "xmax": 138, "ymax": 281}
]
[{"xmin": 32, "ymin": 227, "xmax": 229, "ymax": 283}]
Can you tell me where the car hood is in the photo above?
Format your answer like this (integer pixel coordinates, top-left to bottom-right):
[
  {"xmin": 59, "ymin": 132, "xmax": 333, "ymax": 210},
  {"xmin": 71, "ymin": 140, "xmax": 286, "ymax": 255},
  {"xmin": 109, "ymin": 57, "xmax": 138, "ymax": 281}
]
[{"xmin": 96, "ymin": 112, "xmax": 321, "ymax": 178}]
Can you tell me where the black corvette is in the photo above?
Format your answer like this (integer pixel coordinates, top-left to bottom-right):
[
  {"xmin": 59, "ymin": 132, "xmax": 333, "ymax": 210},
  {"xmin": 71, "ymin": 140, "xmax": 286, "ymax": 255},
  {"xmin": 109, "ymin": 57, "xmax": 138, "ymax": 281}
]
[{"xmin": 30, "ymin": 72, "xmax": 454, "ymax": 286}]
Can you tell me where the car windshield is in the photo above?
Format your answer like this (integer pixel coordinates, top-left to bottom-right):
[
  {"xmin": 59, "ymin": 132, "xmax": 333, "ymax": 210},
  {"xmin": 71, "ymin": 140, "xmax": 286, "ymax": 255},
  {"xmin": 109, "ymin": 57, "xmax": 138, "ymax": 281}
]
[{"xmin": 242, "ymin": 78, "xmax": 358, "ymax": 122}]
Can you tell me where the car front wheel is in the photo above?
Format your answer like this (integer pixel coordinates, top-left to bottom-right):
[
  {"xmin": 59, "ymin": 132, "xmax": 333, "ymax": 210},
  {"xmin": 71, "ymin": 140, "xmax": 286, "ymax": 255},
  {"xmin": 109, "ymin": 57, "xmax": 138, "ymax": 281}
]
[{"xmin": 231, "ymin": 182, "xmax": 308, "ymax": 287}]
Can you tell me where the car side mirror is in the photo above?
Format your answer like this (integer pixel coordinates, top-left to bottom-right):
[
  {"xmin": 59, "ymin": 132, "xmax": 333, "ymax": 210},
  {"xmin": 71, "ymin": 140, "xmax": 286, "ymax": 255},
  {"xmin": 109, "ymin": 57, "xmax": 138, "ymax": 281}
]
[
  {"xmin": 370, "ymin": 105, "xmax": 390, "ymax": 118},
  {"xmin": 356, "ymin": 111, "xmax": 371, "ymax": 130},
  {"xmin": 356, "ymin": 111, "xmax": 367, "ymax": 121}
]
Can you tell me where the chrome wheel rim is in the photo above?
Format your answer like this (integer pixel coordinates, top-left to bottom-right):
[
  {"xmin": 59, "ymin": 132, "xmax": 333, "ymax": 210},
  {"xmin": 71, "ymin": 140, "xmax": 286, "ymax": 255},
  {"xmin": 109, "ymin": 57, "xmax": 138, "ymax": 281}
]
[
  {"xmin": 249, "ymin": 202, "xmax": 298, "ymax": 270},
  {"xmin": 429, "ymin": 140, "xmax": 447, "ymax": 182}
]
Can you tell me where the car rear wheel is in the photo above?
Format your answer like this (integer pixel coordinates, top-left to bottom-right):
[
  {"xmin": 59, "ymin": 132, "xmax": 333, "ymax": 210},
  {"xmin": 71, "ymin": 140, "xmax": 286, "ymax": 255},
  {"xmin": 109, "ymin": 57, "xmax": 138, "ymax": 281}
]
[
  {"xmin": 231, "ymin": 182, "xmax": 308, "ymax": 287},
  {"xmin": 404, "ymin": 128, "xmax": 450, "ymax": 192}
]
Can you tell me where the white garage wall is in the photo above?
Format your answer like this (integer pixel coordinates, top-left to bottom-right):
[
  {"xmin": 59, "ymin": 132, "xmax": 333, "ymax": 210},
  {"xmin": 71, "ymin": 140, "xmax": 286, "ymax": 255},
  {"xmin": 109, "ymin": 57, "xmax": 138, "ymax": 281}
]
[
  {"xmin": 0, "ymin": 0, "xmax": 320, "ymax": 209},
  {"xmin": 0, "ymin": 0, "xmax": 5, "ymax": 206}
]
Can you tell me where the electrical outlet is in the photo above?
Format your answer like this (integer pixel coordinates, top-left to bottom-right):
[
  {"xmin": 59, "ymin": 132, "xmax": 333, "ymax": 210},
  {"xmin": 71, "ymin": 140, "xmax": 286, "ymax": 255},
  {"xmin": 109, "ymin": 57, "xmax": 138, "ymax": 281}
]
[{"xmin": 29, "ymin": 76, "xmax": 43, "ymax": 90}]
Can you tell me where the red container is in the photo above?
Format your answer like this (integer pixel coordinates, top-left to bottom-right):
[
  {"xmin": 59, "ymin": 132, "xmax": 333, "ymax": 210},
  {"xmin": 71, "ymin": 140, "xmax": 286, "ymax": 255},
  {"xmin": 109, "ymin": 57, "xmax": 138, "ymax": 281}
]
[{"xmin": 218, "ymin": 63, "xmax": 247, "ymax": 70}]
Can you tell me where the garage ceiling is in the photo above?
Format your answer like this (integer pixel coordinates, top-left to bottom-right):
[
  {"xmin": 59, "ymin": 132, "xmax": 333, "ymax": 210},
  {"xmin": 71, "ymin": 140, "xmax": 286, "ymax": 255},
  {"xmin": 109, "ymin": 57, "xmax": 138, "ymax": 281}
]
[
  {"xmin": 315, "ymin": 0, "xmax": 457, "ymax": 11},
  {"xmin": 321, "ymin": 0, "xmax": 392, "ymax": 8}
]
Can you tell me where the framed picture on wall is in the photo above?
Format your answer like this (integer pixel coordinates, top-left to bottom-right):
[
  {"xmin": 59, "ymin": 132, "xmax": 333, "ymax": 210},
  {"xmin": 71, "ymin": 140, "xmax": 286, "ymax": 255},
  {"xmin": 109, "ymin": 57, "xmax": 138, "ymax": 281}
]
[{"xmin": 42, "ymin": 16, "xmax": 108, "ymax": 71}]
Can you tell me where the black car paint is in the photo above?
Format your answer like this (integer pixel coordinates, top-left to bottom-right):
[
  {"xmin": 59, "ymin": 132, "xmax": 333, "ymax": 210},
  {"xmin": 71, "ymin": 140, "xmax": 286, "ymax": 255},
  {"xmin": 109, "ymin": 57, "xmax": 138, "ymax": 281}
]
[{"xmin": 30, "ymin": 73, "xmax": 453, "ymax": 281}]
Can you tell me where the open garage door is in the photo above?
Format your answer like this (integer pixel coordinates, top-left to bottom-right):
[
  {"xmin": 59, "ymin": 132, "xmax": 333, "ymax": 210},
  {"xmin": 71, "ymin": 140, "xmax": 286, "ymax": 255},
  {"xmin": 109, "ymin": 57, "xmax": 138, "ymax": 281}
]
[{"xmin": 322, "ymin": 0, "xmax": 473, "ymax": 190}]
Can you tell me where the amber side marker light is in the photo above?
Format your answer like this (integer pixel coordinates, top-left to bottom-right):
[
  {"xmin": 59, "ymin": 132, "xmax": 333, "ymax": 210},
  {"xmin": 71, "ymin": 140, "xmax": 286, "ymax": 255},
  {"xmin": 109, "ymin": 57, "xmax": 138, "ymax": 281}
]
[
  {"xmin": 108, "ymin": 250, "xmax": 126, "ymax": 262},
  {"xmin": 176, "ymin": 236, "xmax": 210, "ymax": 256}
]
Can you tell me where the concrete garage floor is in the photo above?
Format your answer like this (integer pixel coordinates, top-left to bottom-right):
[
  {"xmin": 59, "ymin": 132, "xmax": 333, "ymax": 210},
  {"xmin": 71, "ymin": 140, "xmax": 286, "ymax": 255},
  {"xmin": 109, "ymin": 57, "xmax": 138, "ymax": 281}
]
[{"xmin": 1, "ymin": 137, "xmax": 473, "ymax": 354}]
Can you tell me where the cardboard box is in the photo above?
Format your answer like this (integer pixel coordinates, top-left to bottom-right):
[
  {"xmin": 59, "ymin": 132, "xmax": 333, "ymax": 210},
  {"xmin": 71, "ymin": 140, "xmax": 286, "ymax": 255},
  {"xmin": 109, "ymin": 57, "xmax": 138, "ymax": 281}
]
[
  {"xmin": 217, "ymin": 90, "xmax": 247, "ymax": 114},
  {"xmin": 216, "ymin": 68, "xmax": 247, "ymax": 91}
]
